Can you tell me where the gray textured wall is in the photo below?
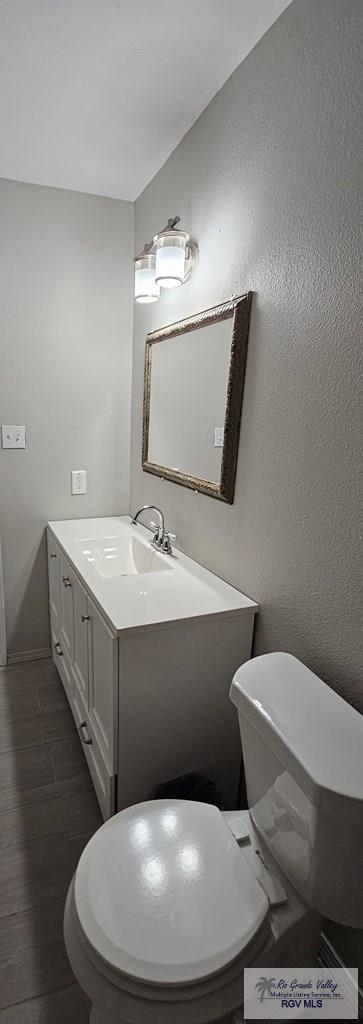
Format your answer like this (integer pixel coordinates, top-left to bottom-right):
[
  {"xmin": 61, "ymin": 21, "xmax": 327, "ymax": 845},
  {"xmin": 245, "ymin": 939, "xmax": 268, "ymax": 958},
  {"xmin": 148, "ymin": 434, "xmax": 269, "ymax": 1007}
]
[
  {"xmin": 0, "ymin": 180, "xmax": 134, "ymax": 656},
  {"xmin": 131, "ymin": 0, "xmax": 362, "ymax": 711},
  {"xmin": 130, "ymin": 0, "xmax": 363, "ymax": 964}
]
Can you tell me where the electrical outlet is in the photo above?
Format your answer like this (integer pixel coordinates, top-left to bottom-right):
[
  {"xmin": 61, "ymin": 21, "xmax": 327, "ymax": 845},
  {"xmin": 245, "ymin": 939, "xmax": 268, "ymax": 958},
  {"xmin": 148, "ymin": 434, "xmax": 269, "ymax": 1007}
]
[
  {"xmin": 71, "ymin": 470, "xmax": 87, "ymax": 495},
  {"xmin": 213, "ymin": 426, "xmax": 224, "ymax": 448},
  {"xmin": 1, "ymin": 425, "xmax": 26, "ymax": 448}
]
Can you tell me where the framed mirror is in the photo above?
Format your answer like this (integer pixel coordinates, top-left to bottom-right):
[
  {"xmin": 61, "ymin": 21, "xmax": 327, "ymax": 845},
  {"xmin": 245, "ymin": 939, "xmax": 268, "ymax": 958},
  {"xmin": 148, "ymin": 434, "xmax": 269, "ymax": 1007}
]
[{"xmin": 142, "ymin": 292, "xmax": 252, "ymax": 503}]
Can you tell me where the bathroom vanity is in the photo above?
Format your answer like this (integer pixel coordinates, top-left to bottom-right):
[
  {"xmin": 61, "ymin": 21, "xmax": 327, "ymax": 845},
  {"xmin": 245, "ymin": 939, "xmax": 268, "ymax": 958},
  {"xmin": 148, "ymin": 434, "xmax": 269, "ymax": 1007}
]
[{"xmin": 47, "ymin": 516, "xmax": 257, "ymax": 817}]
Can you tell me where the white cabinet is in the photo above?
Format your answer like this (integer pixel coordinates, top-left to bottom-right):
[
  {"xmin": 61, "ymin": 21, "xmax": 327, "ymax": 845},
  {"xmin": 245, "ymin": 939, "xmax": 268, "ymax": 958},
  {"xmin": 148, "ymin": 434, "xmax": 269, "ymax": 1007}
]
[
  {"xmin": 47, "ymin": 529, "xmax": 117, "ymax": 819},
  {"xmin": 47, "ymin": 523, "xmax": 257, "ymax": 819}
]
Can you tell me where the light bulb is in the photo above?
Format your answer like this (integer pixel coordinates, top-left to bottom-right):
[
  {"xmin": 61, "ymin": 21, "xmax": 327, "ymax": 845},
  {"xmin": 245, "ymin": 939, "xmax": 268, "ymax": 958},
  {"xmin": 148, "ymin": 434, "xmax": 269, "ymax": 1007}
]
[{"xmin": 134, "ymin": 253, "xmax": 160, "ymax": 303}]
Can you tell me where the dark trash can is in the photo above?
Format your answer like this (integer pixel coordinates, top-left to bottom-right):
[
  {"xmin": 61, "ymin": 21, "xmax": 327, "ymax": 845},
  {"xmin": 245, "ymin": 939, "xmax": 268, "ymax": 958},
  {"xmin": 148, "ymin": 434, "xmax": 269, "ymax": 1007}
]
[{"xmin": 150, "ymin": 770, "xmax": 225, "ymax": 809}]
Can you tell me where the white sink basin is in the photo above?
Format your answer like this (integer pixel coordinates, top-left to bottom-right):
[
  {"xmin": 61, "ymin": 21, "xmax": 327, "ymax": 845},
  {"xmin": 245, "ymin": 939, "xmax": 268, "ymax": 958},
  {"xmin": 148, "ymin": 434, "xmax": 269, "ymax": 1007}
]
[
  {"xmin": 49, "ymin": 517, "xmax": 258, "ymax": 635},
  {"xmin": 76, "ymin": 535, "xmax": 171, "ymax": 579}
]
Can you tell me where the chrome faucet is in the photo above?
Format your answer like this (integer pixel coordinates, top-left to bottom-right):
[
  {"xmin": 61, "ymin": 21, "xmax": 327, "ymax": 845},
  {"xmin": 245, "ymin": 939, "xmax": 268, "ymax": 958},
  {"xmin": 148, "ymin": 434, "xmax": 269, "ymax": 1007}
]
[{"xmin": 131, "ymin": 505, "xmax": 176, "ymax": 555}]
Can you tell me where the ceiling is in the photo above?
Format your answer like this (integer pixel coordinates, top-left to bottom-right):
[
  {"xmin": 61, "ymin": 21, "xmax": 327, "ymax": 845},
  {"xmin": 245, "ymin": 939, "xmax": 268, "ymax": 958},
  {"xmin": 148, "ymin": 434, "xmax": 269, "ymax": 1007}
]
[{"xmin": 0, "ymin": 0, "xmax": 291, "ymax": 201}]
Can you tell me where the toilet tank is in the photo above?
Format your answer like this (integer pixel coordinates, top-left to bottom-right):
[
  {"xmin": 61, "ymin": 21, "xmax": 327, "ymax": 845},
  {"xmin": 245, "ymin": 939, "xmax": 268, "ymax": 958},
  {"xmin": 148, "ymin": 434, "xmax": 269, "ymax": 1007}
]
[{"xmin": 229, "ymin": 653, "xmax": 363, "ymax": 927}]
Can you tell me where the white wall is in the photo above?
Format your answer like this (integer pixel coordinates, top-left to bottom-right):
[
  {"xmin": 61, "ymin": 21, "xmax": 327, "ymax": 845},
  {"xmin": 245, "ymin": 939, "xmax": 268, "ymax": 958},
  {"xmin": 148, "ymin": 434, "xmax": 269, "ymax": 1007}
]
[
  {"xmin": 0, "ymin": 179, "xmax": 134, "ymax": 657},
  {"xmin": 131, "ymin": 0, "xmax": 362, "ymax": 713}
]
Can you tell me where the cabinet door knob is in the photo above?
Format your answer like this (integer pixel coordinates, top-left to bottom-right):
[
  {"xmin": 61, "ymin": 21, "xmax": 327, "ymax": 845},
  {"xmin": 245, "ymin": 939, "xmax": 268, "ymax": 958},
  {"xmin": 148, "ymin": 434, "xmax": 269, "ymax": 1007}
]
[
  {"xmin": 78, "ymin": 721, "xmax": 92, "ymax": 745},
  {"xmin": 50, "ymin": 553, "xmax": 57, "ymax": 559},
  {"xmin": 54, "ymin": 641, "xmax": 63, "ymax": 656},
  {"xmin": 81, "ymin": 613, "xmax": 90, "ymax": 622},
  {"xmin": 62, "ymin": 576, "xmax": 72, "ymax": 588}
]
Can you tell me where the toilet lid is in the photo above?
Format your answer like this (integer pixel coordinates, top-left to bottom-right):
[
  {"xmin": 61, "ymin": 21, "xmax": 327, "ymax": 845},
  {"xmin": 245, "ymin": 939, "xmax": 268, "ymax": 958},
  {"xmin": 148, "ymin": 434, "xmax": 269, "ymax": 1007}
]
[{"xmin": 74, "ymin": 800, "xmax": 269, "ymax": 986}]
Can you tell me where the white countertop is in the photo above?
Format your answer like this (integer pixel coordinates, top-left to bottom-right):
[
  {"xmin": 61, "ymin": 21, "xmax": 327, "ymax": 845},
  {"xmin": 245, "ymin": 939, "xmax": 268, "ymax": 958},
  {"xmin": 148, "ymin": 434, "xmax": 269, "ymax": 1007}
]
[{"xmin": 48, "ymin": 516, "xmax": 257, "ymax": 636}]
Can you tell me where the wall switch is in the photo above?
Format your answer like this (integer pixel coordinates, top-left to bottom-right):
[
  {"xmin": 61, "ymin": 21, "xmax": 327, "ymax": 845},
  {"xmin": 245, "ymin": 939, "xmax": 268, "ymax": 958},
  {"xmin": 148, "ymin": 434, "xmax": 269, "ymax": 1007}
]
[
  {"xmin": 213, "ymin": 426, "xmax": 224, "ymax": 448},
  {"xmin": 2, "ymin": 425, "xmax": 26, "ymax": 448},
  {"xmin": 71, "ymin": 470, "xmax": 87, "ymax": 495}
]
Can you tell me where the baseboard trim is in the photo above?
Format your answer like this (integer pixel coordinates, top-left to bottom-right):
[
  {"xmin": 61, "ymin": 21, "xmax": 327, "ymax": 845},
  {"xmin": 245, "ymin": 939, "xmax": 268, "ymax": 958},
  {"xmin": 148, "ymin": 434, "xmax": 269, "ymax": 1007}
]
[
  {"xmin": 7, "ymin": 646, "xmax": 52, "ymax": 665},
  {"xmin": 319, "ymin": 932, "xmax": 362, "ymax": 1019}
]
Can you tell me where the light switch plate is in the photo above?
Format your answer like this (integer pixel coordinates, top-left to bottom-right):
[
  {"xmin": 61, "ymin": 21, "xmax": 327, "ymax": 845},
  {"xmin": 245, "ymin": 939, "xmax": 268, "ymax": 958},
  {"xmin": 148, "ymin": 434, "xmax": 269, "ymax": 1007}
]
[
  {"xmin": 2, "ymin": 425, "xmax": 26, "ymax": 448},
  {"xmin": 71, "ymin": 470, "xmax": 87, "ymax": 495},
  {"xmin": 213, "ymin": 426, "xmax": 224, "ymax": 448}
]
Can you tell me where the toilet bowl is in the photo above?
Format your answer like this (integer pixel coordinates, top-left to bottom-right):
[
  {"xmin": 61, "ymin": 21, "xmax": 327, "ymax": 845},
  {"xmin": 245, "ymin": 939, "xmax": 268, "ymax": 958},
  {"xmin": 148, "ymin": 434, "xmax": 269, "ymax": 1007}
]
[{"xmin": 64, "ymin": 654, "xmax": 363, "ymax": 1022}]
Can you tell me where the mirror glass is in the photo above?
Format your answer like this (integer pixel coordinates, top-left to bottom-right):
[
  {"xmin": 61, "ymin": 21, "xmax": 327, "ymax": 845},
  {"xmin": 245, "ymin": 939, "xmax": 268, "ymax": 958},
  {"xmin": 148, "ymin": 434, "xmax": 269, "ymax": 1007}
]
[
  {"xmin": 148, "ymin": 318, "xmax": 231, "ymax": 482},
  {"xmin": 142, "ymin": 295, "xmax": 252, "ymax": 503}
]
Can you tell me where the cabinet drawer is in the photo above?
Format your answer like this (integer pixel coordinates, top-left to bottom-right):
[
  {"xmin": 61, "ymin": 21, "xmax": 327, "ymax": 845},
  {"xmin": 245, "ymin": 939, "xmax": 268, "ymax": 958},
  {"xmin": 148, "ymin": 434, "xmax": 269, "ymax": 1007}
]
[{"xmin": 73, "ymin": 690, "xmax": 115, "ymax": 821}]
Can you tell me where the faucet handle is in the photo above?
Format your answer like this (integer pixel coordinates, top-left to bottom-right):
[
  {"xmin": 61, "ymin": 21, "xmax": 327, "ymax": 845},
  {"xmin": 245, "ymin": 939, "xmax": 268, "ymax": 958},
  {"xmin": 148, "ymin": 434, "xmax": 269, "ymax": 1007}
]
[
  {"xmin": 162, "ymin": 532, "xmax": 176, "ymax": 554},
  {"xmin": 150, "ymin": 521, "xmax": 162, "ymax": 545}
]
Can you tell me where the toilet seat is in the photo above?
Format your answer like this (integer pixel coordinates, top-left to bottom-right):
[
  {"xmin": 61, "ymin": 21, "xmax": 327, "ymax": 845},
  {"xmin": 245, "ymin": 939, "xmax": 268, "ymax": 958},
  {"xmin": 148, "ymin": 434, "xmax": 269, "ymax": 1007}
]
[{"xmin": 74, "ymin": 800, "xmax": 269, "ymax": 988}]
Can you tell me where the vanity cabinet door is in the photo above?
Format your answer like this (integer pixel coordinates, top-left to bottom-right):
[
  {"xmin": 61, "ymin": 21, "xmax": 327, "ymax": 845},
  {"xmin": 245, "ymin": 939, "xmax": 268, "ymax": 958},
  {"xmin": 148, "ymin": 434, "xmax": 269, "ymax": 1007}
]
[
  {"xmin": 87, "ymin": 595, "xmax": 117, "ymax": 774},
  {"xmin": 73, "ymin": 687, "xmax": 115, "ymax": 821},
  {"xmin": 57, "ymin": 553, "xmax": 75, "ymax": 703},
  {"xmin": 72, "ymin": 576, "xmax": 89, "ymax": 718},
  {"xmin": 47, "ymin": 532, "xmax": 61, "ymax": 627},
  {"xmin": 59, "ymin": 553, "xmax": 75, "ymax": 661}
]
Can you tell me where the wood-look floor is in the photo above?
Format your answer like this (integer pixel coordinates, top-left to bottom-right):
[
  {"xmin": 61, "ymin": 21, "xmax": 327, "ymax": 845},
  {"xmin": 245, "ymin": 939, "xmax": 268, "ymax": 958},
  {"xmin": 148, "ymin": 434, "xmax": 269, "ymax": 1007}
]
[{"xmin": 0, "ymin": 658, "xmax": 102, "ymax": 1022}]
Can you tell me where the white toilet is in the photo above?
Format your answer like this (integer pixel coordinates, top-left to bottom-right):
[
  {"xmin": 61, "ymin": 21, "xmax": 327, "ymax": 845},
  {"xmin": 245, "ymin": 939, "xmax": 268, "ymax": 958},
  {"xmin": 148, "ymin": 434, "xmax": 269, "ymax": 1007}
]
[{"xmin": 64, "ymin": 653, "xmax": 363, "ymax": 1024}]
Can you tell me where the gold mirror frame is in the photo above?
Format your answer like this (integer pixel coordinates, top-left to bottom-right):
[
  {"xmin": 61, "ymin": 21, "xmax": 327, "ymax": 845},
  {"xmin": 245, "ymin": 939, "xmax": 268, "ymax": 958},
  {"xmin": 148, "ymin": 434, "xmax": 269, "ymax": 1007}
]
[{"xmin": 142, "ymin": 292, "xmax": 252, "ymax": 504}]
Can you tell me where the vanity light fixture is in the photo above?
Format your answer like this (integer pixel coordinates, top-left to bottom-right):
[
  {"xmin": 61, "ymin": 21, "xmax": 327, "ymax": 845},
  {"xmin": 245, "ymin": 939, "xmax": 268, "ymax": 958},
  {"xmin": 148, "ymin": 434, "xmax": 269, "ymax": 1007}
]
[{"xmin": 134, "ymin": 217, "xmax": 198, "ymax": 303}]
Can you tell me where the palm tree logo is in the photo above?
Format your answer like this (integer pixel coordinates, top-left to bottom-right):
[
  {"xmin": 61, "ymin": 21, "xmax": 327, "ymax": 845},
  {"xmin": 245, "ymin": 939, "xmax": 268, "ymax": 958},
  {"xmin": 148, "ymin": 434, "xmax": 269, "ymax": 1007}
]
[{"xmin": 255, "ymin": 976, "xmax": 276, "ymax": 1003}]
